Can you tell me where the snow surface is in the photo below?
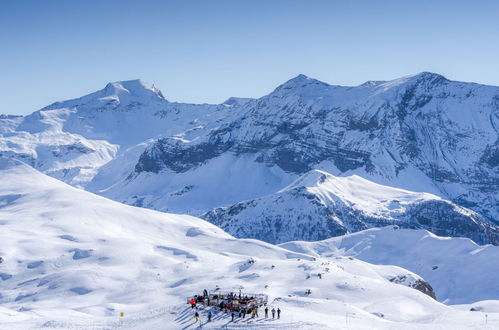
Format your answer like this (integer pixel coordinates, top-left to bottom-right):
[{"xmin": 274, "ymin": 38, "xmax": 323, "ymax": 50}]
[
  {"xmin": 281, "ymin": 170, "xmax": 439, "ymax": 218},
  {"xmin": 280, "ymin": 227, "xmax": 499, "ymax": 304},
  {"xmin": 95, "ymin": 153, "xmax": 295, "ymax": 215},
  {"xmin": 1, "ymin": 158, "xmax": 498, "ymax": 329}
]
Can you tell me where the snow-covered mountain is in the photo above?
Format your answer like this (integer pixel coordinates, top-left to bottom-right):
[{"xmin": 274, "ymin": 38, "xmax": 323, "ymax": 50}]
[
  {"xmin": 202, "ymin": 170, "xmax": 499, "ymax": 245},
  {"xmin": 4, "ymin": 157, "xmax": 495, "ymax": 329},
  {"xmin": 127, "ymin": 73, "xmax": 499, "ymax": 222},
  {"xmin": 0, "ymin": 80, "xmax": 229, "ymax": 188},
  {"xmin": 1, "ymin": 73, "xmax": 498, "ymax": 244},
  {"xmin": 280, "ymin": 226, "xmax": 499, "ymax": 305}
]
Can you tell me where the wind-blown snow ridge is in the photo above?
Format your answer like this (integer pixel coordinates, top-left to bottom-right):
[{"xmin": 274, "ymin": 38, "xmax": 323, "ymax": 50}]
[{"xmin": 280, "ymin": 169, "xmax": 439, "ymax": 215}]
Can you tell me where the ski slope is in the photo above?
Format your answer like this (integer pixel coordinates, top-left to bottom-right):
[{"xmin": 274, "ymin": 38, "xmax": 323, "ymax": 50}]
[
  {"xmin": 281, "ymin": 227, "xmax": 499, "ymax": 304},
  {"xmin": 1, "ymin": 157, "xmax": 498, "ymax": 329}
]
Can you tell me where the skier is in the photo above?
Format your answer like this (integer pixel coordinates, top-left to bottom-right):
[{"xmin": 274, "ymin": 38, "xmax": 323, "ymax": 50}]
[
  {"xmin": 272, "ymin": 308, "xmax": 276, "ymax": 319},
  {"xmin": 190, "ymin": 298, "xmax": 196, "ymax": 309},
  {"xmin": 277, "ymin": 308, "xmax": 281, "ymax": 319},
  {"xmin": 265, "ymin": 306, "xmax": 269, "ymax": 318},
  {"xmin": 195, "ymin": 311, "xmax": 199, "ymax": 322},
  {"xmin": 208, "ymin": 310, "xmax": 212, "ymax": 322}
]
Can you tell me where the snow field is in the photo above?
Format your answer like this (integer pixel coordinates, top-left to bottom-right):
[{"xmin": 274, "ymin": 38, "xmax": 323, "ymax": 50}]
[{"xmin": 0, "ymin": 158, "xmax": 498, "ymax": 329}]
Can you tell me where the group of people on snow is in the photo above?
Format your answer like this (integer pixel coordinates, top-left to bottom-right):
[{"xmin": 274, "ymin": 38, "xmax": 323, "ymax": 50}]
[{"xmin": 189, "ymin": 289, "xmax": 281, "ymax": 323}]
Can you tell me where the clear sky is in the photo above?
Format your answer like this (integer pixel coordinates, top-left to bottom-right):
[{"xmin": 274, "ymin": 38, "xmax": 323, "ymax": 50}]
[{"xmin": 1, "ymin": 0, "xmax": 499, "ymax": 115}]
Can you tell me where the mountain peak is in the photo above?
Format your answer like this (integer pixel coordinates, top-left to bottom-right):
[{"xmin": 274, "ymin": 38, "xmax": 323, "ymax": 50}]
[
  {"xmin": 276, "ymin": 74, "xmax": 329, "ymax": 91},
  {"xmin": 281, "ymin": 169, "xmax": 330, "ymax": 191},
  {"xmin": 103, "ymin": 79, "xmax": 165, "ymax": 100},
  {"xmin": 415, "ymin": 71, "xmax": 445, "ymax": 78},
  {"xmin": 222, "ymin": 97, "xmax": 253, "ymax": 107},
  {"xmin": 359, "ymin": 80, "xmax": 387, "ymax": 87},
  {"xmin": 42, "ymin": 79, "xmax": 166, "ymax": 111},
  {"xmin": 290, "ymin": 73, "xmax": 311, "ymax": 81},
  {"xmin": 404, "ymin": 72, "xmax": 449, "ymax": 85},
  {"xmin": 376, "ymin": 72, "xmax": 449, "ymax": 91},
  {"xmin": 413, "ymin": 71, "xmax": 447, "ymax": 81}
]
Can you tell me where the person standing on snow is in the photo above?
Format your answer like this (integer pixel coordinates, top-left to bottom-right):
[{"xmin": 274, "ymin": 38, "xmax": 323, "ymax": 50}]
[
  {"xmin": 195, "ymin": 311, "xmax": 199, "ymax": 322},
  {"xmin": 277, "ymin": 308, "xmax": 281, "ymax": 319},
  {"xmin": 208, "ymin": 310, "xmax": 212, "ymax": 322},
  {"xmin": 265, "ymin": 306, "xmax": 269, "ymax": 318},
  {"xmin": 231, "ymin": 311, "xmax": 235, "ymax": 322},
  {"xmin": 190, "ymin": 298, "xmax": 196, "ymax": 309},
  {"xmin": 271, "ymin": 308, "xmax": 276, "ymax": 319}
]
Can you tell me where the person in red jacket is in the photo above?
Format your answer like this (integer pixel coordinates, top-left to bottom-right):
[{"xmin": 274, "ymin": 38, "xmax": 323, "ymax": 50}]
[{"xmin": 190, "ymin": 298, "xmax": 196, "ymax": 309}]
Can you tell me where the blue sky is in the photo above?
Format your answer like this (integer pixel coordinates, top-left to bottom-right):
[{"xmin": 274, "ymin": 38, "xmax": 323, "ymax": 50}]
[{"xmin": 1, "ymin": 0, "xmax": 499, "ymax": 114}]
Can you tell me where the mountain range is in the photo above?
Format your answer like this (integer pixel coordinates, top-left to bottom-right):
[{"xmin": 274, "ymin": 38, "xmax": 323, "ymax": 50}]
[{"xmin": 1, "ymin": 72, "xmax": 498, "ymax": 245}]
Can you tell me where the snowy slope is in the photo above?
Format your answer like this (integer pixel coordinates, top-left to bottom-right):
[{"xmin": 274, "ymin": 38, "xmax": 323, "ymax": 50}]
[
  {"xmin": 202, "ymin": 170, "xmax": 499, "ymax": 245},
  {"xmin": 1, "ymin": 158, "xmax": 497, "ymax": 329},
  {"xmin": 0, "ymin": 108, "xmax": 118, "ymax": 188},
  {"xmin": 280, "ymin": 226, "xmax": 499, "ymax": 305}
]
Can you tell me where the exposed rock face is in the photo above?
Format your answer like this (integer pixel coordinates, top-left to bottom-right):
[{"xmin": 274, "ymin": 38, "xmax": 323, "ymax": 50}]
[{"xmin": 389, "ymin": 274, "xmax": 437, "ymax": 300}]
